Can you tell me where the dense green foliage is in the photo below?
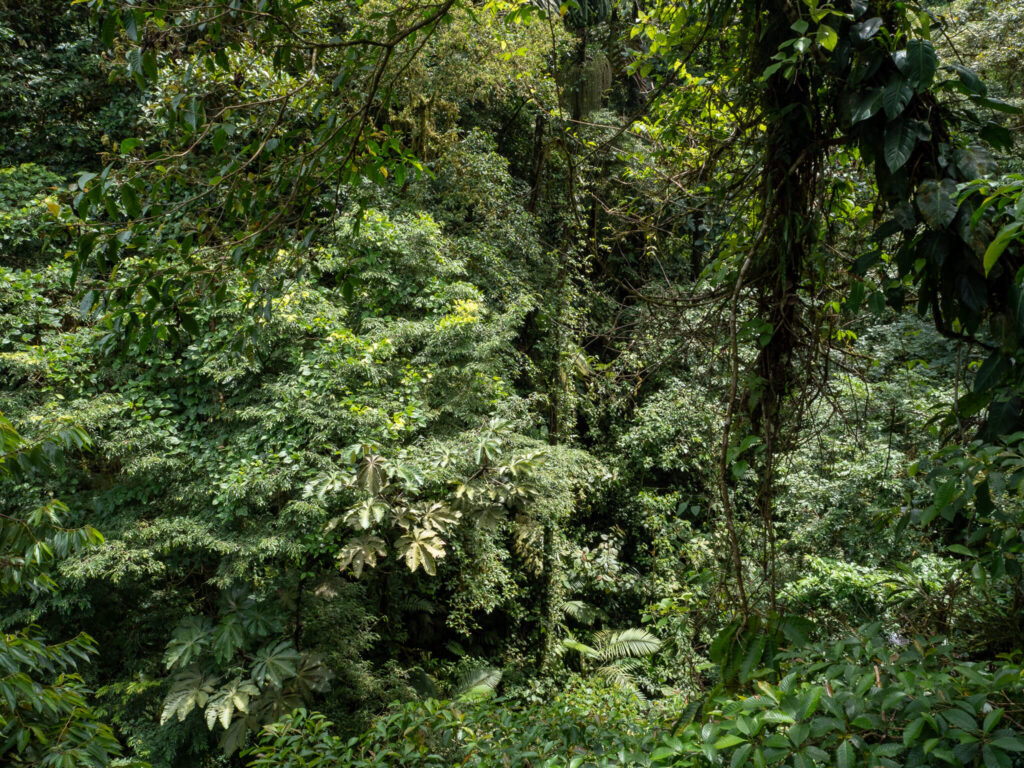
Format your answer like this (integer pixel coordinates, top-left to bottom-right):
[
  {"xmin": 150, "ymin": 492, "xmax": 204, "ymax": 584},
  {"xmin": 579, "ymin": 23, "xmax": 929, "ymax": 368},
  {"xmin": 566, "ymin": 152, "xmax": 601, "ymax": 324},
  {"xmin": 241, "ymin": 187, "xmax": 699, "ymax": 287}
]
[{"xmin": 3, "ymin": 0, "xmax": 1024, "ymax": 765}]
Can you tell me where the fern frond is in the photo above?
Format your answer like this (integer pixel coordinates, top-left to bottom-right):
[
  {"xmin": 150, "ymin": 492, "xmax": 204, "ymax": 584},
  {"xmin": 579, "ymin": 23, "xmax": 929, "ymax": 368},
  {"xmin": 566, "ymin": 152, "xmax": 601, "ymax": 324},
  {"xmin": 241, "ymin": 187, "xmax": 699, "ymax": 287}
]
[{"xmin": 397, "ymin": 596, "xmax": 436, "ymax": 615}]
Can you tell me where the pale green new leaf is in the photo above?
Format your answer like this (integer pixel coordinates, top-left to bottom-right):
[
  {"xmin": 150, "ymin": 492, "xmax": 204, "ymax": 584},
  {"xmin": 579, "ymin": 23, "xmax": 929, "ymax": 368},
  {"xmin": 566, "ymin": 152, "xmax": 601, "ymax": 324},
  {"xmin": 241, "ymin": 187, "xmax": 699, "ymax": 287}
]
[
  {"xmin": 398, "ymin": 527, "xmax": 446, "ymax": 575},
  {"xmin": 205, "ymin": 677, "xmax": 259, "ymax": 730},
  {"xmin": 983, "ymin": 222, "xmax": 1023, "ymax": 275},
  {"xmin": 160, "ymin": 667, "xmax": 217, "ymax": 724},
  {"xmin": 419, "ymin": 502, "xmax": 460, "ymax": 531}
]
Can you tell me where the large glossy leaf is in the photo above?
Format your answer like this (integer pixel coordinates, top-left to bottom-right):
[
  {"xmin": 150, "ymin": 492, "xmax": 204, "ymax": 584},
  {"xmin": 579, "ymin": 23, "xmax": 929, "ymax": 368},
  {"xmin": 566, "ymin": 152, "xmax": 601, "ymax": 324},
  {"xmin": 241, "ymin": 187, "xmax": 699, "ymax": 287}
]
[
  {"xmin": 882, "ymin": 76, "xmax": 913, "ymax": 120},
  {"xmin": 971, "ymin": 95, "xmax": 1023, "ymax": 115},
  {"xmin": 950, "ymin": 63, "xmax": 986, "ymax": 96},
  {"xmin": 916, "ymin": 179, "xmax": 959, "ymax": 229},
  {"xmin": 896, "ymin": 40, "xmax": 937, "ymax": 91},
  {"xmin": 884, "ymin": 119, "xmax": 916, "ymax": 172},
  {"xmin": 850, "ymin": 17, "xmax": 882, "ymax": 44},
  {"xmin": 974, "ymin": 351, "xmax": 1010, "ymax": 394},
  {"xmin": 849, "ymin": 88, "xmax": 882, "ymax": 124}
]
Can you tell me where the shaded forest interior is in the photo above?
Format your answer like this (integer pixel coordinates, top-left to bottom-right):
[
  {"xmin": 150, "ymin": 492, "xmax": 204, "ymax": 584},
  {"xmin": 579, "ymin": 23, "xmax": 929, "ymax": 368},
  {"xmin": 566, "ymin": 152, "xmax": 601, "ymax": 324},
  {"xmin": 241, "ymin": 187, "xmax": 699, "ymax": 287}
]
[{"xmin": 3, "ymin": 0, "xmax": 1024, "ymax": 766}]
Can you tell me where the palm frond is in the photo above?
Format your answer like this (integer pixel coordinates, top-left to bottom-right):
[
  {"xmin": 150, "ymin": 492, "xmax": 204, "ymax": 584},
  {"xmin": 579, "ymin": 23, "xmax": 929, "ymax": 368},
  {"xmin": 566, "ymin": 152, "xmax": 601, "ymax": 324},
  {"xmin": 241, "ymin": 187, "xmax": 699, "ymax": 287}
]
[
  {"xmin": 562, "ymin": 599, "xmax": 601, "ymax": 626},
  {"xmin": 594, "ymin": 664, "xmax": 646, "ymax": 700},
  {"xmin": 592, "ymin": 628, "xmax": 661, "ymax": 662},
  {"xmin": 455, "ymin": 666, "xmax": 502, "ymax": 700},
  {"xmin": 561, "ymin": 635, "xmax": 599, "ymax": 659}
]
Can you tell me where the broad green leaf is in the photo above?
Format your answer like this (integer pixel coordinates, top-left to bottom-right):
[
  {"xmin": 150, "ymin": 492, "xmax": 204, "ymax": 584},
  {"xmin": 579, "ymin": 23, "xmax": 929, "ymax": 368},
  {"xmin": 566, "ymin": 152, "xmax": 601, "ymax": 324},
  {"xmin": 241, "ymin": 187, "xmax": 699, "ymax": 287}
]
[
  {"xmin": 990, "ymin": 737, "xmax": 1024, "ymax": 752},
  {"xmin": 213, "ymin": 616, "xmax": 245, "ymax": 664},
  {"xmin": 899, "ymin": 40, "xmax": 937, "ymax": 91},
  {"xmin": 980, "ymin": 122, "xmax": 1014, "ymax": 150},
  {"xmin": 161, "ymin": 668, "xmax": 216, "ymax": 724},
  {"xmin": 121, "ymin": 184, "xmax": 141, "ymax": 218},
  {"xmin": 951, "ymin": 64, "xmax": 986, "ymax": 96},
  {"xmin": 789, "ymin": 722, "xmax": 809, "ymax": 746},
  {"xmin": 836, "ymin": 738, "xmax": 856, "ymax": 768},
  {"xmin": 120, "ymin": 138, "xmax": 143, "ymax": 154},
  {"xmin": 884, "ymin": 119, "xmax": 917, "ymax": 172},
  {"xmin": 971, "ymin": 96, "xmax": 1022, "ymax": 115},
  {"xmin": 943, "ymin": 708, "xmax": 977, "ymax": 732},
  {"xmin": 850, "ymin": 17, "xmax": 882, "ymax": 43},
  {"xmin": 983, "ymin": 709, "xmax": 1004, "ymax": 735},
  {"xmin": 916, "ymin": 179, "xmax": 959, "ymax": 229},
  {"xmin": 398, "ymin": 528, "xmax": 445, "ymax": 575},
  {"xmin": 850, "ymin": 88, "xmax": 883, "ymax": 124},
  {"xmin": 212, "ymin": 128, "xmax": 228, "ymax": 152},
  {"xmin": 730, "ymin": 743, "xmax": 753, "ymax": 768},
  {"xmin": 164, "ymin": 616, "xmax": 214, "ymax": 670},
  {"xmin": 883, "ymin": 77, "xmax": 913, "ymax": 119},
  {"xmin": 142, "ymin": 50, "xmax": 158, "ymax": 81},
  {"xmin": 714, "ymin": 734, "xmax": 748, "ymax": 750},
  {"xmin": 337, "ymin": 535, "xmax": 386, "ymax": 578},
  {"xmin": 252, "ymin": 640, "xmax": 300, "ymax": 688},
  {"xmin": 868, "ymin": 291, "xmax": 887, "ymax": 314},
  {"xmin": 816, "ymin": 25, "xmax": 838, "ymax": 51},
  {"xmin": 983, "ymin": 223, "xmax": 1023, "ymax": 276},
  {"xmin": 739, "ymin": 634, "xmax": 767, "ymax": 681},
  {"xmin": 947, "ymin": 544, "xmax": 976, "ymax": 557},
  {"xmin": 974, "ymin": 350, "xmax": 1009, "ymax": 393},
  {"xmin": 904, "ymin": 717, "xmax": 926, "ymax": 747},
  {"xmin": 356, "ymin": 454, "xmax": 386, "ymax": 495}
]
